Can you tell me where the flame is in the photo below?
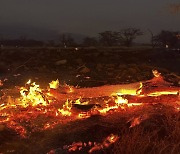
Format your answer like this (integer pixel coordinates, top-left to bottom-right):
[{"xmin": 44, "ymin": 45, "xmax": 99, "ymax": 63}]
[
  {"xmin": 114, "ymin": 89, "xmax": 137, "ymax": 96},
  {"xmin": 115, "ymin": 82, "xmax": 143, "ymax": 96},
  {"xmin": 88, "ymin": 134, "xmax": 119, "ymax": 153},
  {"xmin": 0, "ymin": 70, "xmax": 179, "ymax": 138},
  {"xmin": 92, "ymin": 96, "xmax": 142, "ymax": 115},
  {"xmin": 27, "ymin": 79, "xmax": 31, "ymax": 84},
  {"xmin": 78, "ymin": 112, "xmax": 91, "ymax": 119},
  {"xmin": 147, "ymin": 91, "xmax": 179, "ymax": 96},
  {"xmin": 129, "ymin": 114, "xmax": 149, "ymax": 128},
  {"xmin": 74, "ymin": 98, "xmax": 89, "ymax": 105},
  {"xmin": 58, "ymin": 100, "xmax": 72, "ymax": 116},
  {"xmin": 129, "ymin": 117, "xmax": 141, "ymax": 128},
  {"xmin": 56, "ymin": 134, "xmax": 119, "ymax": 153},
  {"xmin": 19, "ymin": 80, "xmax": 48, "ymax": 107},
  {"xmin": 152, "ymin": 70, "xmax": 161, "ymax": 78},
  {"xmin": 136, "ymin": 82, "xmax": 143, "ymax": 95},
  {"xmin": 115, "ymin": 96, "xmax": 128, "ymax": 105},
  {"xmin": 49, "ymin": 79, "xmax": 59, "ymax": 89},
  {"xmin": 69, "ymin": 86, "xmax": 74, "ymax": 93}
]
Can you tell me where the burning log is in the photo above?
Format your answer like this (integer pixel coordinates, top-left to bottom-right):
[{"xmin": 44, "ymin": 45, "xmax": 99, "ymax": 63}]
[
  {"xmin": 0, "ymin": 70, "xmax": 179, "ymax": 139},
  {"xmin": 50, "ymin": 82, "xmax": 139, "ymax": 102},
  {"xmin": 50, "ymin": 70, "xmax": 180, "ymax": 103}
]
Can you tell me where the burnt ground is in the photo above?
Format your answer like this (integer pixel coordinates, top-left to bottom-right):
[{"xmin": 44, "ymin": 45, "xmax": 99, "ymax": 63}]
[
  {"xmin": 0, "ymin": 47, "xmax": 180, "ymax": 87},
  {"xmin": 0, "ymin": 47, "xmax": 180, "ymax": 154}
]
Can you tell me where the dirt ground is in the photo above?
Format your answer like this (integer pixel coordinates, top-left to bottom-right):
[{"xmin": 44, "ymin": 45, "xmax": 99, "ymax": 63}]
[
  {"xmin": 0, "ymin": 47, "xmax": 180, "ymax": 153},
  {"xmin": 0, "ymin": 47, "xmax": 180, "ymax": 87}
]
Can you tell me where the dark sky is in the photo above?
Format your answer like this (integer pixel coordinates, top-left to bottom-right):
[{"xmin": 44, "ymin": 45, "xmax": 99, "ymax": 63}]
[{"xmin": 0, "ymin": 0, "xmax": 180, "ymax": 42}]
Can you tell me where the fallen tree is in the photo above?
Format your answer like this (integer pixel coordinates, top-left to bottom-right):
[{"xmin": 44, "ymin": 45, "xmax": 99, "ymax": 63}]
[{"xmin": 50, "ymin": 70, "xmax": 180, "ymax": 103}]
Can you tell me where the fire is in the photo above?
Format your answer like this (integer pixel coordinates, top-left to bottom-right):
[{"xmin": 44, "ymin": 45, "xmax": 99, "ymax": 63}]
[
  {"xmin": 152, "ymin": 70, "xmax": 161, "ymax": 78},
  {"xmin": 136, "ymin": 82, "xmax": 143, "ymax": 95},
  {"xmin": 114, "ymin": 82, "xmax": 143, "ymax": 96},
  {"xmin": 98, "ymin": 97, "xmax": 126, "ymax": 114},
  {"xmin": 89, "ymin": 96, "xmax": 142, "ymax": 115},
  {"xmin": 115, "ymin": 96, "xmax": 128, "ymax": 105},
  {"xmin": 129, "ymin": 114, "xmax": 149, "ymax": 128},
  {"xmin": 49, "ymin": 134, "xmax": 119, "ymax": 153},
  {"xmin": 19, "ymin": 80, "xmax": 48, "ymax": 107},
  {"xmin": 74, "ymin": 98, "xmax": 89, "ymax": 105},
  {"xmin": 89, "ymin": 134, "xmax": 119, "ymax": 153},
  {"xmin": 114, "ymin": 89, "xmax": 137, "ymax": 96},
  {"xmin": 147, "ymin": 91, "xmax": 179, "ymax": 96},
  {"xmin": 49, "ymin": 79, "xmax": 59, "ymax": 89},
  {"xmin": 0, "ymin": 80, "xmax": 3, "ymax": 87},
  {"xmin": 0, "ymin": 70, "xmax": 179, "ymax": 139},
  {"xmin": 114, "ymin": 96, "xmax": 142, "ymax": 108},
  {"xmin": 58, "ymin": 99, "xmax": 72, "ymax": 116}
]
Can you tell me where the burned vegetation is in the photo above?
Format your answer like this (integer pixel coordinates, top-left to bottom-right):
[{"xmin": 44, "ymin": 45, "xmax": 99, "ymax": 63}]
[{"xmin": 0, "ymin": 47, "xmax": 180, "ymax": 153}]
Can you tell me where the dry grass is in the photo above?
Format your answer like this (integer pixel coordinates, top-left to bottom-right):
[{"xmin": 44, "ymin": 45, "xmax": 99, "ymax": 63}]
[{"xmin": 112, "ymin": 111, "xmax": 180, "ymax": 154}]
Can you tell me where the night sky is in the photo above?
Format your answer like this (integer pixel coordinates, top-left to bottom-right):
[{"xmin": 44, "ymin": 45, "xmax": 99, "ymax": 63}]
[{"xmin": 0, "ymin": 0, "xmax": 180, "ymax": 42}]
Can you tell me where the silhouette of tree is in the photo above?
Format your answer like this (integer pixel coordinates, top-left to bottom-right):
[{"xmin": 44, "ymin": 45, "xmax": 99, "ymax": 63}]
[
  {"xmin": 148, "ymin": 29, "xmax": 160, "ymax": 48},
  {"xmin": 119, "ymin": 28, "xmax": 143, "ymax": 47},
  {"xmin": 83, "ymin": 37, "xmax": 98, "ymax": 47},
  {"xmin": 66, "ymin": 35, "xmax": 76, "ymax": 47},
  {"xmin": 59, "ymin": 34, "xmax": 76, "ymax": 47},
  {"xmin": 48, "ymin": 40, "xmax": 55, "ymax": 46},
  {"xmin": 99, "ymin": 31, "xmax": 120, "ymax": 46},
  {"xmin": 59, "ymin": 34, "xmax": 67, "ymax": 47},
  {"xmin": 155, "ymin": 30, "xmax": 179, "ymax": 48}
]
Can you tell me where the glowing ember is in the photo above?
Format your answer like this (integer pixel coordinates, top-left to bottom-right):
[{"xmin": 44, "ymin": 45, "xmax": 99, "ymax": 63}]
[
  {"xmin": 48, "ymin": 134, "xmax": 119, "ymax": 153},
  {"xmin": 152, "ymin": 70, "xmax": 161, "ymax": 78},
  {"xmin": 89, "ymin": 134, "xmax": 119, "ymax": 153},
  {"xmin": 147, "ymin": 91, "xmax": 179, "ymax": 96},
  {"xmin": 0, "ymin": 70, "xmax": 179, "ymax": 138},
  {"xmin": 115, "ymin": 96, "xmax": 128, "ymax": 105},
  {"xmin": 129, "ymin": 115, "xmax": 149, "ymax": 128},
  {"xmin": 74, "ymin": 98, "xmax": 89, "ymax": 105},
  {"xmin": 0, "ymin": 80, "xmax": 3, "ymax": 87},
  {"xmin": 114, "ymin": 89, "xmax": 137, "ymax": 96}
]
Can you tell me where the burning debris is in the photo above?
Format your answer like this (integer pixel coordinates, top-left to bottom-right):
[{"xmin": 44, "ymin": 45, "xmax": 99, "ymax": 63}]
[
  {"xmin": 0, "ymin": 80, "xmax": 3, "ymax": 87},
  {"xmin": 0, "ymin": 70, "xmax": 179, "ymax": 152},
  {"xmin": 48, "ymin": 133, "xmax": 119, "ymax": 153}
]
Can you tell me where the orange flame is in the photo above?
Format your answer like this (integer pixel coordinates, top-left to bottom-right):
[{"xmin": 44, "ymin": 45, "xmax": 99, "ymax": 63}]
[
  {"xmin": 0, "ymin": 70, "xmax": 179, "ymax": 138},
  {"xmin": 49, "ymin": 79, "xmax": 59, "ymax": 89}
]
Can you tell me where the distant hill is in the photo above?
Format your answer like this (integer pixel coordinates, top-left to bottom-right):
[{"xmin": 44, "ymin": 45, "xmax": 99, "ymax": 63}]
[{"xmin": 0, "ymin": 24, "xmax": 87, "ymax": 43}]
